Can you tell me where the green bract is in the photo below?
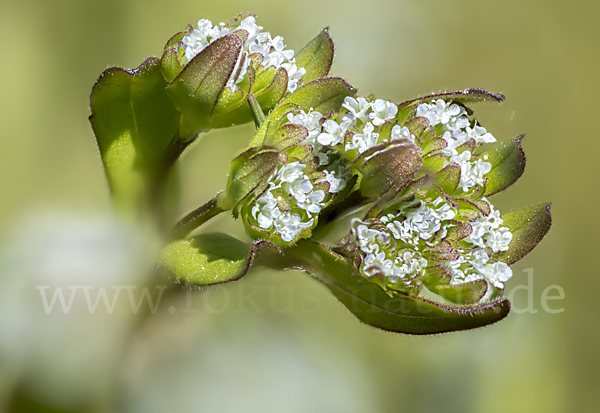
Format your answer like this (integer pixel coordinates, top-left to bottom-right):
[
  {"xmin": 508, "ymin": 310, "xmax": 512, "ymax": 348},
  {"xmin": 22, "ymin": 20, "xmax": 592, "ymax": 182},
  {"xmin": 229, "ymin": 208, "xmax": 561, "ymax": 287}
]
[{"xmin": 90, "ymin": 13, "xmax": 552, "ymax": 335}]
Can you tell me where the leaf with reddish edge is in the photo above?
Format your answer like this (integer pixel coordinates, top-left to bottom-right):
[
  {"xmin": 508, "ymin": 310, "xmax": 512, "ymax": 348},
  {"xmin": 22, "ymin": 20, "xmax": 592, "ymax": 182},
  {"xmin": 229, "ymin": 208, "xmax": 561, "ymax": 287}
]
[
  {"xmin": 424, "ymin": 240, "xmax": 461, "ymax": 261},
  {"xmin": 479, "ymin": 135, "xmax": 526, "ymax": 196},
  {"xmin": 455, "ymin": 198, "xmax": 491, "ymax": 216},
  {"xmin": 436, "ymin": 163, "xmax": 461, "ymax": 194},
  {"xmin": 495, "ymin": 203, "xmax": 552, "ymax": 265},
  {"xmin": 399, "ymin": 88, "xmax": 506, "ymax": 107},
  {"xmin": 254, "ymin": 67, "xmax": 288, "ymax": 109},
  {"xmin": 160, "ymin": 47, "xmax": 182, "ymax": 83},
  {"xmin": 264, "ymin": 240, "xmax": 510, "ymax": 335},
  {"xmin": 89, "ymin": 57, "xmax": 180, "ymax": 212},
  {"xmin": 263, "ymin": 124, "xmax": 309, "ymax": 150},
  {"xmin": 356, "ymin": 140, "xmax": 422, "ymax": 198},
  {"xmin": 219, "ymin": 147, "xmax": 283, "ymax": 214},
  {"xmin": 295, "ymin": 27, "xmax": 335, "ymax": 84},
  {"xmin": 167, "ymin": 34, "xmax": 243, "ymax": 137},
  {"xmin": 446, "ymin": 221, "xmax": 473, "ymax": 242}
]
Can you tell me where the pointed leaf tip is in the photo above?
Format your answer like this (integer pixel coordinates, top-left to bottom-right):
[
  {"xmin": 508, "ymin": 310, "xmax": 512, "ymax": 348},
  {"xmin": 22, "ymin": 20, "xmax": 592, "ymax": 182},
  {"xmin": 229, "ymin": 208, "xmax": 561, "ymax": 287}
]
[
  {"xmin": 496, "ymin": 203, "xmax": 552, "ymax": 265},
  {"xmin": 481, "ymin": 134, "xmax": 526, "ymax": 196},
  {"xmin": 295, "ymin": 27, "xmax": 335, "ymax": 84}
]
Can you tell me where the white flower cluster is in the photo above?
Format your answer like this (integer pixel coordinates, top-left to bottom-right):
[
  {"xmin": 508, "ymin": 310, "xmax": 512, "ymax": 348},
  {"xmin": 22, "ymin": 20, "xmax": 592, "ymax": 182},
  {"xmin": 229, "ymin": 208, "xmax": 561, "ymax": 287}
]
[
  {"xmin": 354, "ymin": 220, "xmax": 429, "ymax": 284},
  {"xmin": 448, "ymin": 250, "xmax": 512, "ymax": 289},
  {"xmin": 182, "ymin": 16, "xmax": 306, "ymax": 93},
  {"xmin": 417, "ymin": 100, "xmax": 496, "ymax": 192},
  {"xmin": 251, "ymin": 162, "xmax": 325, "ymax": 242},
  {"xmin": 342, "ymin": 97, "xmax": 400, "ymax": 154},
  {"xmin": 250, "ymin": 106, "xmax": 362, "ymax": 242},
  {"xmin": 287, "ymin": 109, "xmax": 349, "ymax": 192},
  {"xmin": 353, "ymin": 197, "xmax": 515, "ymax": 293}
]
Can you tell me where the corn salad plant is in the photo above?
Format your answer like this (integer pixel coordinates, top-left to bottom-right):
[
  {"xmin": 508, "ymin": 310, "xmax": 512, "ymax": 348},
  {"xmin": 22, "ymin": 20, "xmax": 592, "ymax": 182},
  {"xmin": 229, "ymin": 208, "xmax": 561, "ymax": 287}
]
[{"xmin": 89, "ymin": 13, "xmax": 551, "ymax": 334}]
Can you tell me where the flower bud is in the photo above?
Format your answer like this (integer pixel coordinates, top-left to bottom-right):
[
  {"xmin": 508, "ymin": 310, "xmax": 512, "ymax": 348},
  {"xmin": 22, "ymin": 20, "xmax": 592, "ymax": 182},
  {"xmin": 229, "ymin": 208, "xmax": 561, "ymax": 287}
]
[{"xmin": 161, "ymin": 14, "xmax": 336, "ymax": 136}]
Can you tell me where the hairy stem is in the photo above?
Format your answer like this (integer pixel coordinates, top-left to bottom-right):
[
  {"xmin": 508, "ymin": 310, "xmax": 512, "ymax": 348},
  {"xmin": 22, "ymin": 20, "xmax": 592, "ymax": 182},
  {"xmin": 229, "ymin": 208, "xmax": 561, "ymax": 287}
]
[{"xmin": 170, "ymin": 195, "xmax": 225, "ymax": 239}]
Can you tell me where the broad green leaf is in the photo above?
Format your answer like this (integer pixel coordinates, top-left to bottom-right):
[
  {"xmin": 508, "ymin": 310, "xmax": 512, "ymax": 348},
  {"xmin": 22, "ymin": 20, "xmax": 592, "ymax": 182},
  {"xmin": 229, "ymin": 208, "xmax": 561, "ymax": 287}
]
[
  {"xmin": 89, "ymin": 57, "xmax": 180, "ymax": 212},
  {"xmin": 479, "ymin": 135, "xmax": 526, "ymax": 196},
  {"xmin": 159, "ymin": 233, "xmax": 253, "ymax": 285},
  {"xmin": 273, "ymin": 240, "xmax": 510, "ymax": 335},
  {"xmin": 495, "ymin": 203, "xmax": 552, "ymax": 265},
  {"xmin": 295, "ymin": 28, "xmax": 334, "ymax": 84}
]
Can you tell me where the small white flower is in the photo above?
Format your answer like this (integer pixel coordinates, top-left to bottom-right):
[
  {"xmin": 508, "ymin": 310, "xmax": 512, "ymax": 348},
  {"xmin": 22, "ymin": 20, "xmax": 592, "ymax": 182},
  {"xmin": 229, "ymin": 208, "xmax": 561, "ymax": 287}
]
[
  {"xmin": 317, "ymin": 119, "xmax": 348, "ymax": 146},
  {"xmin": 284, "ymin": 177, "xmax": 313, "ymax": 203},
  {"xmin": 252, "ymin": 191, "xmax": 281, "ymax": 229},
  {"xmin": 343, "ymin": 97, "xmax": 371, "ymax": 123},
  {"xmin": 441, "ymin": 131, "xmax": 469, "ymax": 156},
  {"xmin": 466, "ymin": 122, "xmax": 496, "ymax": 144},
  {"xmin": 484, "ymin": 227, "xmax": 513, "ymax": 252},
  {"xmin": 368, "ymin": 99, "xmax": 398, "ymax": 126},
  {"xmin": 480, "ymin": 261, "xmax": 512, "ymax": 289},
  {"xmin": 323, "ymin": 171, "xmax": 341, "ymax": 193},
  {"xmin": 276, "ymin": 162, "xmax": 305, "ymax": 183},
  {"xmin": 264, "ymin": 35, "xmax": 295, "ymax": 67},
  {"xmin": 345, "ymin": 122, "xmax": 379, "ymax": 153},
  {"xmin": 390, "ymin": 125, "xmax": 414, "ymax": 143},
  {"xmin": 281, "ymin": 61, "xmax": 306, "ymax": 93},
  {"xmin": 363, "ymin": 251, "xmax": 394, "ymax": 277},
  {"xmin": 416, "ymin": 100, "xmax": 467, "ymax": 131},
  {"xmin": 450, "ymin": 151, "xmax": 491, "ymax": 191},
  {"xmin": 274, "ymin": 213, "xmax": 313, "ymax": 242},
  {"xmin": 238, "ymin": 16, "xmax": 263, "ymax": 45},
  {"xmin": 408, "ymin": 205, "xmax": 442, "ymax": 240},
  {"xmin": 297, "ymin": 190, "xmax": 325, "ymax": 214},
  {"xmin": 287, "ymin": 109, "xmax": 323, "ymax": 144}
]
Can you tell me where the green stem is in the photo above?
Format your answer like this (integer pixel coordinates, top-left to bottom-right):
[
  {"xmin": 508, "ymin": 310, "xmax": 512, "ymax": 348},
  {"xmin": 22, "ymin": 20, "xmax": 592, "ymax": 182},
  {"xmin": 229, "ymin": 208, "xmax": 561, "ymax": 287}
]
[
  {"xmin": 170, "ymin": 195, "xmax": 225, "ymax": 239},
  {"xmin": 257, "ymin": 239, "xmax": 353, "ymax": 280},
  {"xmin": 150, "ymin": 131, "xmax": 197, "ymax": 230}
]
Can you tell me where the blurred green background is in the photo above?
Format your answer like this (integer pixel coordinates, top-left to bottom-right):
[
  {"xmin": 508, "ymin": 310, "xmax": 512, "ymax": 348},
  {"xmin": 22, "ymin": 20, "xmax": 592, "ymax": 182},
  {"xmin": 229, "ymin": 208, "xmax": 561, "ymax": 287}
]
[{"xmin": 0, "ymin": 0, "xmax": 597, "ymax": 412}]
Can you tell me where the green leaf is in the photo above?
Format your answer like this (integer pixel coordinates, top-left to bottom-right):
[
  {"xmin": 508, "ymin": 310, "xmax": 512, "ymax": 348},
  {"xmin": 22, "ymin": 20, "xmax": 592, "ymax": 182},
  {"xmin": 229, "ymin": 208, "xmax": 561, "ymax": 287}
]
[
  {"xmin": 272, "ymin": 240, "xmax": 510, "ymax": 335},
  {"xmin": 295, "ymin": 28, "xmax": 334, "ymax": 84},
  {"xmin": 495, "ymin": 203, "xmax": 552, "ymax": 265},
  {"xmin": 89, "ymin": 57, "xmax": 180, "ymax": 212},
  {"xmin": 479, "ymin": 135, "xmax": 526, "ymax": 196},
  {"xmin": 400, "ymin": 88, "xmax": 505, "ymax": 107},
  {"xmin": 167, "ymin": 35, "xmax": 242, "ymax": 136},
  {"xmin": 435, "ymin": 163, "xmax": 461, "ymax": 194},
  {"xmin": 356, "ymin": 141, "xmax": 422, "ymax": 197},
  {"xmin": 279, "ymin": 77, "xmax": 356, "ymax": 115},
  {"xmin": 219, "ymin": 147, "xmax": 282, "ymax": 214},
  {"xmin": 254, "ymin": 67, "xmax": 289, "ymax": 110},
  {"xmin": 262, "ymin": 124, "xmax": 308, "ymax": 150},
  {"xmin": 427, "ymin": 280, "xmax": 488, "ymax": 304},
  {"xmin": 159, "ymin": 233, "xmax": 254, "ymax": 285},
  {"xmin": 160, "ymin": 47, "xmax": 183, "ymax": 84}
]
